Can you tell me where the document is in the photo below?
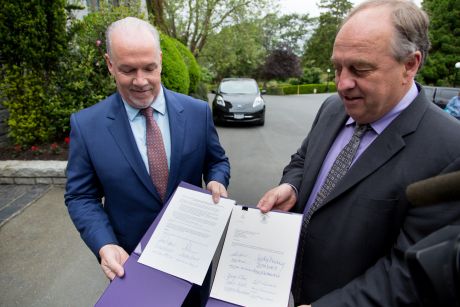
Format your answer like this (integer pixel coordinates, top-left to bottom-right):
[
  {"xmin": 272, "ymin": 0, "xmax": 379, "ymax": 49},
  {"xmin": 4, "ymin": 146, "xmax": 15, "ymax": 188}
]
[
  {"xmin": 138, "ymin": 186, "xmax": 235, "ymax": 285},
  {"xmin": 210, "ymin": 206, "xmax": 302, "ymax": 307}
]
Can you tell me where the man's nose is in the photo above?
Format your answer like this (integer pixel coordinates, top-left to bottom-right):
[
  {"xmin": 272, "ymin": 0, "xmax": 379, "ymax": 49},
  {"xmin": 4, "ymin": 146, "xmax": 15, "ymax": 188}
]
[
  {"xmin": 336, "ymin": 69, "xmax": 356, "ymax": 91},
  {"xmin": 133, "ymin": 71, "xmax": 148, "ymax": 86}
]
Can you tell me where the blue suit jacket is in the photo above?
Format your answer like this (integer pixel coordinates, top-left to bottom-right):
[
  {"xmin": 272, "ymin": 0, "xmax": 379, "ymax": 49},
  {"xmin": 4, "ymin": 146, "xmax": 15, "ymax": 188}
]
[{"xmin": 65, "ymin": 88, "xmax": 230, "ymax": 256}]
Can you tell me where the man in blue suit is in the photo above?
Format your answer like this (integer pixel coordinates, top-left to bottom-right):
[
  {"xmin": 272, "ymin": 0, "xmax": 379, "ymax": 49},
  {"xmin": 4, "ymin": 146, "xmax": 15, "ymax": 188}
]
[{"xmin": 64, "ymin": 16, "xmax": 230, "ymax": 295}]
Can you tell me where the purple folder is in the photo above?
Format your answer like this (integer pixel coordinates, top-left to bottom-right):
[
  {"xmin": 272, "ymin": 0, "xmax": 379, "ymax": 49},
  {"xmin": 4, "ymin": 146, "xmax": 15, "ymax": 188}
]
[
  {"xmin": 95, "ymin": 182, "xmax": 206, "ymax": 307},
  {"xmin": 96, "ymin": 182, "xmax": 288, "ymax": 307}
]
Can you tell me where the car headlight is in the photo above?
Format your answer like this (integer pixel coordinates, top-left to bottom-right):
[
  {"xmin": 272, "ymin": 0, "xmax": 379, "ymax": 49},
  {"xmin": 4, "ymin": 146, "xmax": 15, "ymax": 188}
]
[
  {"xmin": 253, "ymin": 96, "xmax": 264, "ymax": 108},
  {"xmin": 216, "ymin": 95, "xmax": 225, "ymax": 107}
]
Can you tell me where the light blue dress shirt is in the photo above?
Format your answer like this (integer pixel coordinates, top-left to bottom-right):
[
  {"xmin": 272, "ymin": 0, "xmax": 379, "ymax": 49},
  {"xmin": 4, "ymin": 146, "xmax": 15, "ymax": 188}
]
[
  {"xmin": 123, "ymin": 87, "xmax": 171, "ymax": 173},
  {"xmin": 304, "ymin": 82, "xmax": 419, "ymax": 212}
]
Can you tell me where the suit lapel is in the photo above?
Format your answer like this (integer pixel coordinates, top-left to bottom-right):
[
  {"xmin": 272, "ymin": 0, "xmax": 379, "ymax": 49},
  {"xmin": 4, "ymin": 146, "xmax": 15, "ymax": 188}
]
[
  {"xmin": 296, "ymin": 98, "xmax": 348, "ymax": 210},
  {"xmin": 320, "ymin": 88, "xmax": 429, "ymax": 207},
  {"xmin": 106, "ymin": 93, "xmax": 157, "ymax": 197},
  {"xmin": 164, "ymin": 88, "xmax": 185, "ymax": 199}
]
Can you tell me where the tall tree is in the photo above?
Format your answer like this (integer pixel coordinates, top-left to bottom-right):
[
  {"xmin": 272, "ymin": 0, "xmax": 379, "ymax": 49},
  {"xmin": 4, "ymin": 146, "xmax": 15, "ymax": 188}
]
[
  {"xmin": 198, "ymin": 22, "xmax": 265, "ymax": 80},
  {"xmin": 146, "ymin": 0, "xmax": 270, "ymax": 56},
  {"xmin": 302, "ymin": 0, "xmax": 352, "ymax": 70},
  {"xmin": 259, "ymin": 43, "xmax": 301, "ymax": 81},
  {"xmin": 419, "ymin": 0, "xmax": 460, "ymax": 86},
  {"xmin": 259, "ymin": 13, "xmax": 313, "ymax": 56}
]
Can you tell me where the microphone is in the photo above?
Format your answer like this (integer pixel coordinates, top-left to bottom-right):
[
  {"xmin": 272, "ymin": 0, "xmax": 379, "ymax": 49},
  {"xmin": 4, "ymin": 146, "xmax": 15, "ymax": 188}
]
[{"xmin": 406, "ymin": 170, "xmax": 460, "ymax": 207}]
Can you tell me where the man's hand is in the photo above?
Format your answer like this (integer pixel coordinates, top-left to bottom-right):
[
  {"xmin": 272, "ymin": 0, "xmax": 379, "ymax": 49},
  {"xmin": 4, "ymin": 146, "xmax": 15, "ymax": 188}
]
[
  {"xmin": 298, "ymin": 305, "xmax": 311, "ymax": 307},
  {"xmin": 99, "ymin": 244, "xmax": 129, "ymax": 280},
  {"xmin": 206, "ymin": 180, "xmax": 228, "ymax": 203},
  {"xmin": 257, "ymin": 183, "xmax": 297, "ymax": 213}
]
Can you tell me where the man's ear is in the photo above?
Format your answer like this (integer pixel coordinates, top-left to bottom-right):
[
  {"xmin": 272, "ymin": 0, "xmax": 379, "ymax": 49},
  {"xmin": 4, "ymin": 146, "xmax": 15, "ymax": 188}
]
[
  {"xmin": 105, "ymin": 53, "xmax": 114, "ymax": 75},
  {"xmin": 403, "ymin": 51, "xmax": 422, "ymax": 82}
]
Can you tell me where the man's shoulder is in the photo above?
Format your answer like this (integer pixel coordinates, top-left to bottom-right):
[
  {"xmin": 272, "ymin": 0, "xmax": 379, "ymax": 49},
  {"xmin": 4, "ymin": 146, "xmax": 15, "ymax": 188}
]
[
  {"xmin": 74, "ymin": 93, "xmax": 118, "ymax": 115},
  {"xmin": 164, "ymin": 88, "xmax": 208, "ymax": 109},
  {"xmin": 319, "ymin": 94, "xmax": 345, "ymax": 114}
]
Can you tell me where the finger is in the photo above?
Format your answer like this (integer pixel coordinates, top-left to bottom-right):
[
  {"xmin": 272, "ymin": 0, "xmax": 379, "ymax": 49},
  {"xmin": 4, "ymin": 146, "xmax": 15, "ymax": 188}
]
[
  {"xmin": 212, "ymin": 188, "xmax": 220, "ymax": 204},
  {"xmin": 101, "ymin": 264, "xmax": 116, "ymax": 280},
  {"xmin": 112, "ymin": 261, "xmax": 125, "ymax": 277},
  {"xmin": 220, "ymin": 186, "xmax": 228, "ymax": 198},
  {"xmin": 207, "ymin": 181, "xmax": 227, "ymax": 204},
  {"xmin": 257, "ymin": 192, "xmax": 276, "ymax": 213}
]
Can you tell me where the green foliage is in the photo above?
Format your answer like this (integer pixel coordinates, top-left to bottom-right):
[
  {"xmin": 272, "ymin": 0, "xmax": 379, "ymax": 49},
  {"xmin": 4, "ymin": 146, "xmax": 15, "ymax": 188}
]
[
  {"xmin": 1, "ymin": 0, "xmax": 203, "ymax": 146},
  {"xmin": 259, "ymin": 13, "xmax": 313, "ymax": 56},
  {"xmin": 147, "ymin": 0, "xmax": 271, "ymax": 56},
  {"xmin": 161, "ymin": 34, "xmax": 190, "ymax": 94},
  {"xmin": 302, "ymin": 0, "xmax": 352, "ymax": 70},
  {"xmin": 190, "ymin": 82, "xmax": 210, "ymax": 102},
  {"xmin": 0, "ymin": 66, "xmax": 52, "ymax": 144},
  {"xmin": 419, "ymin": 0, "xmax": 460, "ymax": 86},
  {"xmin": 199, "ymin": 22, "xmax": 266, "ymax": 81},
  {"xmin": 0, "ymin": 0, "xmax": 68, "ymax": 145},
  {"xmin": 47, "ymin": 1, "xmax": 142, "ymax": 140},
  {"xmin": 300, "ymin": 67, "xmax": 322, "ymax": 84},
  {"xmin": 281, "ymin": 83, "xmax": 336, "ymax": 95},
  {"xmin": 173, "ymin": 39, "xmax": 202, "ymax": 94},
  {"xmin": 0, "ymin": 0, "xmax": 67, "ymax": 71}
]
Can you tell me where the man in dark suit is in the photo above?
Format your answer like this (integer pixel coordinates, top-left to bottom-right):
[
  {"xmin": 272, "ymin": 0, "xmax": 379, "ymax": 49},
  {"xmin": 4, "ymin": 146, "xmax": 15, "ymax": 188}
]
[
  {"xmin": 64, "ymin": 16, "xmax": 230, "ymax": 293},
  {"xmin": 258, "ymin": 1, "xmax": 460, "ymax": 306}
]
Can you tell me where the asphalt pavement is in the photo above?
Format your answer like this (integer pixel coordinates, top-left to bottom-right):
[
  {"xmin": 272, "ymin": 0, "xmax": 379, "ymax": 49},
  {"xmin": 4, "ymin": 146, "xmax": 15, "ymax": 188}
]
[
  {"xmin": 0, "ymin": 93, "xmax": 328, "ymax": 307},
  {"xmin": 0, "ymin": 185, "xmax": 107, "ymax": 307}
]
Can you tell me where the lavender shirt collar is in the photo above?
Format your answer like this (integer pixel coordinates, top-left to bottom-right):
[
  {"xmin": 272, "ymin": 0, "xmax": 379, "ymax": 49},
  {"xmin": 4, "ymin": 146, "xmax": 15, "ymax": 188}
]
[
  {"xmin": 346, "ymin": 81, "xmax": 418, "ymax": 133},
  {"xmin": 304, "ymin": 81, "xmax": 419, "ymax": 212}
]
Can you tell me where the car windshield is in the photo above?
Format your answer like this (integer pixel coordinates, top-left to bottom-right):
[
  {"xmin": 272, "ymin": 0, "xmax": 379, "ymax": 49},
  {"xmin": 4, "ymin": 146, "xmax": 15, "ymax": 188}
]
[{"xmin": 220, "ymin": 80, "xmax": 258, "ymax": 94}]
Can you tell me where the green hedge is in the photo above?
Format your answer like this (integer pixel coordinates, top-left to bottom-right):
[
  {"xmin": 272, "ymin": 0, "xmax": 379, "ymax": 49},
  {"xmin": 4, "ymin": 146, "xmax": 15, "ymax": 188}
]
[
  {"xmin": 173, "ymin": 39, "xmax": 202, "ymax": 94},
  {"xmin": 0, "ymin": 0, "xmax": 204, "ymax": 146},
  {"xmin": 281, "ymin": 83, "xmax": 336, "ymax": 95},
  {"xmin": 160, "ymin": 34, "xmax": 190, "ymax": 95}
]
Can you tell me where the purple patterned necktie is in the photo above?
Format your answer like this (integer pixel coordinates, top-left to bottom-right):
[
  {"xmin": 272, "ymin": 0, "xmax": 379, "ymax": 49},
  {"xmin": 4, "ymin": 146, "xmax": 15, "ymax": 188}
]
[
  {"xmin": 293, "ymin": 123, "xmax": 370, "ymax": 300},
  {"xmin": 141, "ymin": 107, "xmax": 168, "ymax": 201}
]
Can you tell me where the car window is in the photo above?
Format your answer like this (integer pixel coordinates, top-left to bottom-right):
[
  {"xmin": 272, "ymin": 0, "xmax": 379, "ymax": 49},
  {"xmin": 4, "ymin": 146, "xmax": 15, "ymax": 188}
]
[
  {"xmin": 423, "ymin": 87, "xmax": 435, "ymax": 101},
  {"xmin": 220, "ymin": 80, "xmax": 258, "ymax": 94},
  {"xmin": 438, "ymin": 89, "xmax": 458, "ymax": 100}
]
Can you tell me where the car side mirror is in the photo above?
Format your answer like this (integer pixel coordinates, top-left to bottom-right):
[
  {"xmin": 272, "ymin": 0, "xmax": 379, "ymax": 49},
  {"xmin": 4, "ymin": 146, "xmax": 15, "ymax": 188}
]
[
  {"xmin": 211, "ymin": 90, "xmax": 217, "ymax": 94},
  {"xmin": 261, "ymin": 89, "xmax": 266, "ymax": 95}
]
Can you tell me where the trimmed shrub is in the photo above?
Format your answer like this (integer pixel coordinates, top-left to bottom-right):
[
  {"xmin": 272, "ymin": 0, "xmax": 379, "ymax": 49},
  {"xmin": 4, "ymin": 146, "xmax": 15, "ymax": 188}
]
[
  {"xmin": 1, "ymin": 0, "xmax": 204, "ymax": 146},
  {"xmin": 0, "ymin": 0, "xmax": 68, "ymax": 145},
  {"xmin": 160, "ymin": 34, "xmax": 190, "ymax": 94},
  {"xmin": 281, "ymin": 83, "xmax": 336, "ymax": 95},
  {"xmin": 47, "ymin": 3, "xmax": 141, "ymax": 139},
  {"xmin": 173, "ymin": 39, "xmax": 202, "ymax": 94},
  {"xmin": 1, "ymin": 66, "xmax": 52, "ymax": 144}
]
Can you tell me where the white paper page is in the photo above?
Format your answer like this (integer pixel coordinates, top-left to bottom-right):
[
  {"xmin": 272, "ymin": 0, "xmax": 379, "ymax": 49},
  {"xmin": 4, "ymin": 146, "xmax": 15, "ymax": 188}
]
[
  {"xmin": 210, "ymin": 206, "xmax": 302, "ymax": 307},
  {"xmin": 138, "ymin": 186, "xmax": 235, "ymax": 285}
]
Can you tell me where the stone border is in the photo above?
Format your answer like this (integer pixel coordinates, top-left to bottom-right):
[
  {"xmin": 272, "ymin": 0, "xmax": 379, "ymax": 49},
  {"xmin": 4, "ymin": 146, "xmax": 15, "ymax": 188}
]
[{"xmin": 0, "ymin": 160, "xmax": 67, "ymax": 185}]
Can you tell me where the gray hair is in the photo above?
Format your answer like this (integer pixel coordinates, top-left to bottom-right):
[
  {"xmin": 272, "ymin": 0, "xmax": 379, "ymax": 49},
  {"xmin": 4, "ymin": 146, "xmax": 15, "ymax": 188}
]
[
  {"xmin": 105, "ymin": 17, "xmax": 161, "ymax": 57},
  {"xmin": 342, "ymin": 0, "xmax": 430, "ymax": 69}
]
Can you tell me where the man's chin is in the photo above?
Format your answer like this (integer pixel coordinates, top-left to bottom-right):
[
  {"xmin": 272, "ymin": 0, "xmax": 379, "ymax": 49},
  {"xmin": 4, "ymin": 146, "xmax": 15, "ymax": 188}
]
[{"xmin": 128, "ymin": 96, "xmax": 154, "ymax": 108}]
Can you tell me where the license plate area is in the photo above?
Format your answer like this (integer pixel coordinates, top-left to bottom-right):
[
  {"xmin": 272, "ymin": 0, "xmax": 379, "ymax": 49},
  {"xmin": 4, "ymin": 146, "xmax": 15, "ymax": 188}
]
[{"xmin": 234, "ymin": 114, "xmax": 244, "ymax": 119}]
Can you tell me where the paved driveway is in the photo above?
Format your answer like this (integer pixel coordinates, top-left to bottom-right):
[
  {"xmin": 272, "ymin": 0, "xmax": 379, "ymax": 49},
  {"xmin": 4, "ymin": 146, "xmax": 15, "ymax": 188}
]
[
  {"xmin": 0, "ymin": 93, "xmax": 333, "ymax": 306},
  {"xmin": 214, "ymin": 93, "xmax": 331, "ymax": 205}
]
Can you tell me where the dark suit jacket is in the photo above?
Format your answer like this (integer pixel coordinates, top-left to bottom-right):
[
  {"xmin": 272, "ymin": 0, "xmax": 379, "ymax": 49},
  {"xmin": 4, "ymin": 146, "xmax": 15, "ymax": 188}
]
[
  {"xmin": 281, "ymin": 86, "xmax": 460, "ymax": 306},
  {"xmin": 65, "ymin": 88, "xmax": 230, "ymax": 256}
]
